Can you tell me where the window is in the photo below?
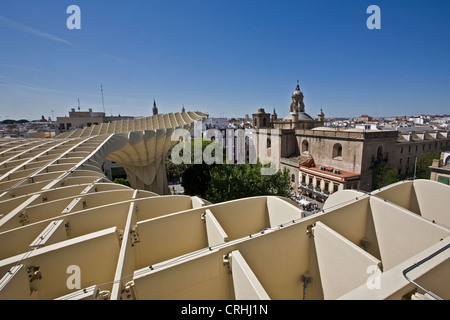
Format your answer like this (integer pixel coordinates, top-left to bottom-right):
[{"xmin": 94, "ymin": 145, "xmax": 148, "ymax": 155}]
[
  {"xmin": 399, "ymin": 158, "xmax": 403, "ymax": 166},
  {"xmin": 438, "ymin": 176, "xmax": 450, "ymax": 185},
  {"xmin": 302, "ymin": 140, "xmax": 309, "ymax": 154},
  {"xmin": 254, "ymin": 118, "xmax": 257, "ymax": 127},
  {"xmin": 263, "ymin": 118, "xmax": 267, "ymax": 127},
  {"xmin": 332, "ymin": 143, "xmax": 343, "ymax": 159},
  {"xmin": 415, "ymin": 145, "xmax": 418, "ymax": 152},
  {"xmin": 333, "ymin": 184, "xmax": 339, "ymax": 193},
  {"xmin": 408, "ymin": 146, "xmax": 411, "ymax": 153},
  {"xmin": 267, "ymin": 138, "xmax": 271, "ymax": 149},
  {"xmin": 291, "ymin": 174, "xmax": 295, "ymax": 183},
  {"xmin": 324, "ymin": 181, "xmax": 329, "ymax": 192},
  {"xmin": 377, "ymin": 146, "xmax": 383, "ymax": 161},
  {"xmin": 400, "ymin": 147, "xmax": 404, "ymax": 154}
]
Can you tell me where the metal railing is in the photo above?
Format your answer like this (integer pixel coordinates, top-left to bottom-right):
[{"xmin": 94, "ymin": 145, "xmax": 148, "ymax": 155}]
[{"xmin": 402, "ymin": 243, "xmax": 450, "ymax": 300}]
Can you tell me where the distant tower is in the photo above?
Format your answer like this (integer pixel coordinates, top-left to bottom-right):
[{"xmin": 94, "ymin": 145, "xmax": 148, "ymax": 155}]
[
  {"xmin": 252, "ymin": 108, "xmax": 271, "ymax": 129},
  {"xmin": 182, "ymin": 105, "xmax": 185, "ymax": 113},
  {"xmin": 271, "ymin": 108, "xmax": 277, "ymax": 127},
  {"xmin": 318, "ymin": 108, "xmax": 325, "ymax": 123},
  {"xmin": 290, "ymin": 81, "xmax": 305, "ymax": 113},
  {"xmin": 152, "ymin": 99, "xmax": 158, "ymax": 116}
]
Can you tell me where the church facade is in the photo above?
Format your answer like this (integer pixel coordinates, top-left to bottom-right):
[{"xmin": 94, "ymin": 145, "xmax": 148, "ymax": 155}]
[{"xmin": 251, "ymin": 83, "xmax": 450, "ymax": 199}]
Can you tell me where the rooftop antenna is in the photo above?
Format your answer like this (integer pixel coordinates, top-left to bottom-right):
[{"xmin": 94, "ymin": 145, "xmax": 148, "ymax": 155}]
[{"xmin": 101, "ymin": 84, "xmax": 105, "ymax": 114}]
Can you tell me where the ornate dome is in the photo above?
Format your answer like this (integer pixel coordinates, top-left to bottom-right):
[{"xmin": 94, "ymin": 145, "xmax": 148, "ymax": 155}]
[{"xmin": 292, "ymin": 84, "xmax": 302, "ymax": 98}]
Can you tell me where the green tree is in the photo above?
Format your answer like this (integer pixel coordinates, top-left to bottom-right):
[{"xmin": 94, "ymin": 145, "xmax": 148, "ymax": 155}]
[
  {"xmin": 205, "ymin": 161, "xmax": 293, "ymax": 203},
  {"xmin": 175, "ymin": 138, "xmax": 225, "ymax": 198},
  {"xmin": 372, "ymin": 162, "xmax": 399, "ymax": 190},
  {"xmin": 113, "ymin": 177, "xmax": 131, "ymax": 187},
  {"xmin": 169, "ymin": 138, "xmax": 293, "ymax": 203},
  {"xmin": 414, "ymin": 153, "xmax": 440, "ymax": 179}
]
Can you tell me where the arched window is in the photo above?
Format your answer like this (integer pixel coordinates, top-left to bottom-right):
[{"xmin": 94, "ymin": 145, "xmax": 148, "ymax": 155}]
[
  {"xmin": 377, "ymin": 146, "xmax": 383, "ymax": 161},
  {"xmin": 267, "ymin": 138, "xmax": 271, "ymax": 149},
  {"xmin": 332, "ymin": 143, "xmax": 343, "ymax": 159},
  {"xmin": 445, "ymin": 156, "xmax": 450, "ymax": 166},
  {"xmin": 302, "ymin": 140, "xmax": 309, "ymax": 154},
  {"xmin": 254, "ymin": 118, "xmax": 257, "ymax": 127}
]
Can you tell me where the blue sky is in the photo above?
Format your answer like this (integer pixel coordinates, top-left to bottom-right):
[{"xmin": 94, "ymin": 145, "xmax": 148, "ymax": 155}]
[{"xmin": 0, "ymin": 0, "xmax": 449, "ymax": 121}]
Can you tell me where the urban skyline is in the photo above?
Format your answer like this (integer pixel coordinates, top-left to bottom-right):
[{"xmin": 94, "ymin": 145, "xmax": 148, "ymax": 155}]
[{"xmin": 1, "ymin": 1, "xmax": 450, "ymax": 121}]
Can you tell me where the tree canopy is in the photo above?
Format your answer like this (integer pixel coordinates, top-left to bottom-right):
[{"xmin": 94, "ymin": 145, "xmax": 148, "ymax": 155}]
[{"xmin": 168, "ymin": 138, "xmax": 293, "ymax": 203}]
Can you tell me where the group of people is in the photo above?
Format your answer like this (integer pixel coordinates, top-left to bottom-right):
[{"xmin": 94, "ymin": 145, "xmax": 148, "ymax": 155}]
[{"xmin": 294, "ymin": 195, "xmax": 321, "ymax": 213}]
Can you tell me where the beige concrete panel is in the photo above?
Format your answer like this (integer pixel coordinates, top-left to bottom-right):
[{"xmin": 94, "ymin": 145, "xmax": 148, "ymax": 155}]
[
  {"xmin": 266, "ymin": 196, "xmax": 303, "ymax": 228},
  {"xmin": 231, "ymin": 218, "xmax": 322, "ymax": 300},
  {"xmin": 91, "ymin": 182, "xmax": 132, "ymax": 193},
  {"xmin": 0, "ymin": 179, "xmax": 28, "ymax": 192},
  {"xmin": 133, "ymin": 248, "xmax": 233, "ymax": 300},
  {"xmin": 0, "ymin": 265, "xmax": 36, "ymax": 300},
  {"xmin": 0, "ymin": 227, "xmax": 121, "ymax": 300},
  {"xmin": 191, "ymin": 196, "xmax": 206, "ymax": 208},
  {"xmin": 0, "ymin": 197, "xmax": 72, "ymax": 230},
  {"xmin": 0, "ymin": 222, "xmax": 53, "ymax": 260},
  {"xmin": 411, "ymin": 249, "xmax": 450, "ymax": 300},
  {"xmin": 230, "ymin": 250, "xmax": 270, "ymax": 300},
  {"xmin": 134, "ymin": 190, "xmax": 158, "ymax": 198},
  {"xmin": 372, "ymin": 180, "xmax": 420, "ymax": 215},
  {"xmin": 208, "ymin": 197, "xmax": 270, "ymax": 242},
  {"xmin": 0, "ymin": 194, "xmax": 41, "ymax": 232},
  {"xmin": 413, "ymin": 179, "xmax": 450, "ymax": 227},
  {"xmin": 323, "ymin": 189, "xmax": 367, "ymax": 211},
  {"xmin": 313, "ymin": 221, "xmax": 381, "ymax": 300},
  {"xmin": 134, "ymin": 210, "xmax": 209, "ymax": 268},
  {"xmin": 134, "ymin": 195, "xmax": 192, "ymax": 222},
  {"xmin": 54, "ymin": 176, "xmax": 104, "ymax": 188},
  {"xmin": 26, "ymin": 171, "xmax": 65, "ymax": 183},
  {"xmin": 66, "ymin": 190, "xmax": 135, "ymax": 211},
  {"xmin": 204, "ymin": 209, "xmax": 229, "ymax": 247},
  {"xmin": 338, "ymin": 236, "xmax": 450, "ymax": 300},
  {"xmin": 0, "ymin": 184, "xmax": 89, "ymax": 209},
  {"xmin": 111, "ymin": 190, "xmax": 138, "ymax": 300},
  {"xmin": 62, "ymin": 202, "xmax": 130, "ymax": 239},
  {"xmin": 370, "ymin": 196, "xmax": 449, "ymax": 270},
  {"xmin": 314, "ymin": 197, "xmax": 376, "ymax": 256},
  {"xmin": 29, "ymin": 219, "xmax": 66, "ymax": 249},
  {"xmin": 0, "ymin": 200, "xmax": 129, "ymax": 260}
]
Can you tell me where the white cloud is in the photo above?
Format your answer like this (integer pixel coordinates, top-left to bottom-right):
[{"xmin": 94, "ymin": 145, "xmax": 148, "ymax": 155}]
[{"xmin": 0, "ymin": 15, "xmax": 72, "ymax": 46}]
